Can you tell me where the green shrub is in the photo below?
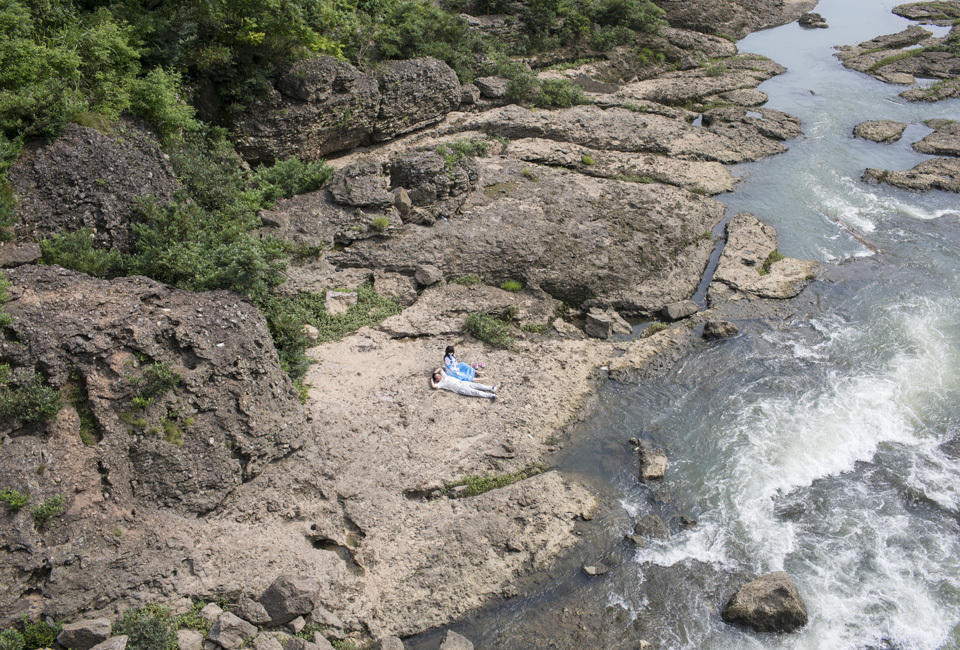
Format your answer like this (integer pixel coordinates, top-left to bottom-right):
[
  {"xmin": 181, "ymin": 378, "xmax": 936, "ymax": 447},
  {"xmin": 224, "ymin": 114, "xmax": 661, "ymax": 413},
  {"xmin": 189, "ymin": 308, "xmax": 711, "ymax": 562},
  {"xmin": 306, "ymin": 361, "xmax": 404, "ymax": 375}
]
[
  {"xmin": 450, "ymin": 274, "xmax": 481, "ymax": 285},
  {"xmin": 20, "ymin": 618, "xmax": 60, "ymax": 650},
  {"xmin": 0, "ymin": 629, "xmax": 24, "ymax": 650},
  {"xmin": 0, "ymin": 179, "xmax": 15, "ymax": 242},
  {"xmin": 534, "ymin": 78, "xmax": 587, "ymax": 108},
  {"xmin": 251, "ymin": 157, "xmax": 333, "ymax": 206},
  {"xmin": 437, "ymin": 138, "xmax": 489, "ymax": 168},
  {"xmin": 40, "ymin": 229, "xmax": 126, "ymax": 278},
  {"xmin": 759, "ymin": 249, "xmax": 784, "ymax": 275},
  {"xmin": 113, "ymin": 604, "xmax": 177, "ymax": 650},
  {"xmin": 0, "ymin": 488, "xmax": 28, "ymax": 511},
  {"xmin": 500, "ymin": 280, "xmax": 523, "ymax": 292},
  {"xmin": 581, "ymin": 154, "xmax": 595, "ymax": 166},
  {"xmin": 175, "ymin": 601, "xmax": 211, "ymax": 634},
  {"xmin": 137, "ymin": 362, "xmax": 181, "ymax": 400},
  {"xmin": 464, "ymin": 312, "xmax": 514, "ymax": 349},
  {"xmin": 32, "ymin": 495, "xmax": 65, "ymax": 529},
  {"xmin": 370, "ymin": 216, "xmax": 389, "ymax": 232},
  {"xmin": 0, "ymin": 366, "xmax": 61, "ymax": 424},
  {"xmin": 641, "ymin": 321, "xmax": 668, "ymax": 338}
]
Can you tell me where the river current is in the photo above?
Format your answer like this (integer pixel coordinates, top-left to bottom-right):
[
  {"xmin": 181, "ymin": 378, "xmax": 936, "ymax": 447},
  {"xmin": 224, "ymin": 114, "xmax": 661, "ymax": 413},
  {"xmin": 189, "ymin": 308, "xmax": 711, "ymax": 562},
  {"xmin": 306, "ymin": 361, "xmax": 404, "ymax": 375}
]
[{"xmin": 414, "ymin": 0, "xmax": 960, "ymax": 647}]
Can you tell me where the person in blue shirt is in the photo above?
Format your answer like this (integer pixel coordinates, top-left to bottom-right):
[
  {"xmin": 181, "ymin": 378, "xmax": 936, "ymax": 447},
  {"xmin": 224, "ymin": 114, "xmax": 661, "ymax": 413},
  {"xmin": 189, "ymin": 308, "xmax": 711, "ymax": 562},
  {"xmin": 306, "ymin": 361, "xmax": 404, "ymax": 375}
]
[{"xmin": 443, "ymin": 345, "xmax": 480, "ymax": 381}]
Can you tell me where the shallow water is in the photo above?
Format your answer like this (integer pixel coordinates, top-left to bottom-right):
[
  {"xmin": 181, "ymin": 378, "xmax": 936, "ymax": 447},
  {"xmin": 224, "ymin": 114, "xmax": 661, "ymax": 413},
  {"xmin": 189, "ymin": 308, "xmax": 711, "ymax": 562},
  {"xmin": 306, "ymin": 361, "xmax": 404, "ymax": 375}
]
[{"xmin": 411, "ymin": 1, "xmax": 960, "ymax": 647}]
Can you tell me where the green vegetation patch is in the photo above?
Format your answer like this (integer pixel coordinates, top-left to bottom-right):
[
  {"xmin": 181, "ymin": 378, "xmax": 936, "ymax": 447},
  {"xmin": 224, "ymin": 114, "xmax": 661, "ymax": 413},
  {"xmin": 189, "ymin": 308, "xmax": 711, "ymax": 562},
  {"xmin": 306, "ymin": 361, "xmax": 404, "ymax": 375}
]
[
  {"xmin": 0, "ymin": 488, "xmax": 28, "ymax": 512},
  {"xmin": 20, "ymin": 618, "xmax": 61, "ymax": 650},
  {"xmin": 641, "ymin": 322, "xmax": 669, "ymax": 338},
  {"xmin": 0, "ymin": 364, "xmax": 61, "ymax": 425},
  {"xmin": 32, "ymin": 495, "xmax": 65, "ymax": 529},
  {"xmin": 443, "ymin": 463, "xmax": 547, "ymax": 498},
  {"xmin": 869, "ymin": 49, "xmax": 924, "ymax": 72},
  {"xmin": 759, "ymin": 249, "xmax": 784, "ymax": 275},
  {"xmin": 0, "ymin": 629, "xmax": 24, "ymax": 650},
  {"xmin": 113, "ymin": 604, "xmax": 178, "ymax": 650},
  {"xmin": 464, "ymin": 312, "xmax": 515, "ymax": 349},
  {"xmin": 450, "ymin": 274, "xmax": 481, "ymax": 285},
  {"xmin": 500, "ymin": 280, "xmax": 523, "ymax": 292}
]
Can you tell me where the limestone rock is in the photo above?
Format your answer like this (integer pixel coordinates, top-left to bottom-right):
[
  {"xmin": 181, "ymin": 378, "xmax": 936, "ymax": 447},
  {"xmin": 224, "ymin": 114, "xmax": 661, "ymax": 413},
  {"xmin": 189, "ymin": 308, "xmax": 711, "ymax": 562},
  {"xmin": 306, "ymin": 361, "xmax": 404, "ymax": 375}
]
[
  {"xmin": 200, "ymin": 603, "xmax": 224, "ymax": 624},
  {"xmin": 0, "ymin": 266, "xmax": 308, "ymax": 514},
  {"xmin": 327, "ymin": 161, "xmax": 392, "ymax": 208},
  {"xmin": 0, "ymin": 242, "xmax": 41, "ymax": 268},
  {"xmin": 460, "ymin": 83, "xmax": 480, "ymax": 106},
  {"xmin": 902, "ymin": 78, "xmax": 960, "ymax": 102},
  {"xmin": 863, "ymin": 157, "xmax": 960, "ymax": 192},
  {"xmin": 303, "ymin": 324, "xmax": 321, "ymax": 344},
  {"xmin": 372, "ymin": 270, "xmax": 418, "ymax": 306},
  {"xmin": 8, "ymin": 119, "xmax": 179, "ymax": 251},
  {"xmin": 325, "ymin": 290, "xmax": 359, "ymax": 315},
  {"xmin": 414, "ymin": 264, "xmax": 443, "ymax": 287},
  {"xmin": 284, "ymin": 639, "xmax": 321, "ymax": 650},
  {"xmin": 584, "ymin": 308, "xmax": 632, "ymax": 339},
  {"xmin": 309, "ymin": 604, "xmax": 344, "ymax": 629},
  {"xmin": 389, "ymin": 151, "xmax": 479, "ymax": 206},
  {"xmin": 656, "ymin": 0, "xmax": 817, "ymax": 40},
  {"xmin": 798, "ymin": 11, "xmax": 828, "ymax": 28},
  {"xmin": 253, "ymin": 633, "xmax": 284, "ymax": 650},
  {"xmin": 289, "ymin": 616, "xmax": 306, "ymax": 634},
  {"xmin": 208, "ymin": 612, "xmax": 258, "ymax": 650},
  {"xmin": 853, "ymin": 120, "xmax": 908, "ymax": 143},
  {"xmin": 392, "ymin": 187, "xmax": 413, "ymax": 219},
  {"xmin": 90, "ymin": 636, "xmax": 128, "ymax": 650},
  {"xmin": 638, "ymin": 443, "xmax": 668, "ymax": 480},
  {"xmin": 722, "ymin": 571, "xmax": 809, "ymax": 633},
  {"xmin": 373, "ymin": 58, "xmax": 461, "ymax": 141},
  {"xmin": 703, "ymin": 320, "xmax": 739, "ymax": 339},
  {"xmin": 313, "ymin": 634, "xmax": 336, "ymax": 650},
  {"xmin": 582, "ymin": 564, "xmax": 609, "ymax": 576},
  {"xmin": 178, "ymin": 629, "xmax": 205, "ymax": 650},
  {"xmin": 893, "ymin": 1, "xmax": 960, "ymax": 25},
  {"xmin": 439, "ymin": 630, "xmax": 474, "ymax": 650},
  {"xmin": 235, "ymin": 597, "xmax": 272, "ymax": 626},
  {"xmin": 261, "ymin": 575, "xmax": 322, "ymax": 625},
  {"xmin": 634, "ymin": 514, "xmax": 669, "ymax": 540},
  {"xmin": 378, "ymin": 636, "xmax": 405, "ymax": 650},
  {"xmin": 56, "ymin": 618, "xmax": 112, "ymax": 650},
  {"xmin": 662, "ymin": 300, "xmax": 699, "ymax": 321},
  {"xmin": 474, "ymin": 76, "xmax": 509, "ymax": 99},
  {"xmin": 912, "ymin": 119, "xmax": 960, "ymax": 156}
]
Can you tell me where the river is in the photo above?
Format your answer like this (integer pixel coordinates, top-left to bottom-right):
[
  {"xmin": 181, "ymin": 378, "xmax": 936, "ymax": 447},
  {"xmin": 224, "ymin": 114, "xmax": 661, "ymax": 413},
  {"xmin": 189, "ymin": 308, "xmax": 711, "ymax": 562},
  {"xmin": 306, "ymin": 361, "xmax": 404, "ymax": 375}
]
[{"xmin": 413, "ymin": 0, "xmax": 960, "ymax": 647}]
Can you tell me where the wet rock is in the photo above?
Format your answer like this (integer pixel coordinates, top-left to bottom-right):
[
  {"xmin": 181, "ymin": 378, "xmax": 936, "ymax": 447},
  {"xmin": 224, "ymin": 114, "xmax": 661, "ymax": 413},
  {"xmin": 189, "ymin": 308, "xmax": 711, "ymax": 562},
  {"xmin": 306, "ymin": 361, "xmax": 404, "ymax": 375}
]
[
  {"xmin": 633, "ymin": 514, "xmax": 669, "ymax": 539},
  {"xmin": 327, "ymin": 161, "xmax": 392, "ymax": 208},
  {"xmin": 680, "ymin": 514, "xmax": 698, "ymax": 528},
  {"xmin": 662, "ymin": 300, "xmax": 699, "ymax": 321},
  {"xmin": 439, "ymin": 630, "xmax": 474, "ymax": 650},
  {"xmin": 893, "ymin": 1, "xmax": 960, "ymax": 26},
  {"xmin": 582, "ymin": 564, "xmax": 610, "ymax": 576},
  {"xmin": 709, "ymin": 213, "xmax": 817, "ymax": 301},
  {"xmin": 637, "ymin": 443, "xmax": 668, "ymax": 480},
  {"xmin": 374, "ymin": 58, "xmax": 461, "ymax": 141},
  {"xmin": 853, "ymin": 120, "xmax": 908, "ymax": 143},
  {"xmin": 8, "ymin": 120, "xmax": 179, "ymax": 251},
  {"xmin": 414, "ymin": 264, "xmax": 443, "ymax": 287},
  {"xmin": 90, "ymin": 637, "xmax": 128, "ymax": 650},
  {"xmin": 178, "ymin": 629, "xmax": 205, "ymax": 650},
  {"xmin": 325, "ymin": 290, "xmax": 359, "ymax": 315},
  {"xmin": 57, "ymin": 618, "xmax": 112, "ymax": 649},
  {"xmin": 912, "ymin": 119, "xmax": 960, "ymax": 156},
  {"xmin": 389, "ymin": 151, "xmax": 479, "ymax": 206},
  {"xmin": 901, "ymin": 78, "xmax": 960, "ymax": 102},
  {"xmin": 722, "ymin": 571, "xmax": 809, "ymax": 633},
  {"xmin": 474, "ymin": 76, "xmax": 509, "ymax": 99},
  {"xmin": 0, "ymin": 242, "xmax": 41, "ymax": 268},
  {"xmin": 261, "ymin": 575, "xmax": 322, "ymax": 625},
  {"xmin": 584, "ymin": 308, "xmax": 632, "ymax": 339},
  {"xmin": 798, "ymin": 11, "xmax": 828, "ymax": 28},
  {"xmin": 209, "ymin": 612, "xmax": 258, "ymax": 650},
  {"xmin": 863, "ymin": 157, "xmax": 960, "ymax": 192},
  {"xmin": 703, "ymin": 320, "xmax": 739, "ymax": 339}
]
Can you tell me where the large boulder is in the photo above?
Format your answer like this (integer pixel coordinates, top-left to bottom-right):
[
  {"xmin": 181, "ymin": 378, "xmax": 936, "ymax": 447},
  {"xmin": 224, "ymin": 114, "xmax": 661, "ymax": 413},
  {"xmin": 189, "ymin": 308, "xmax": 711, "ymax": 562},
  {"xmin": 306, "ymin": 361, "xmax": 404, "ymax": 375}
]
[
  {"xmin": 208, "ymin": 612, "xmax": 258, "ymax": 650},
  {"xmin": 327, "ymin": 161, "xmax": 393, "ymax": 208},
  {"xmin": 56, "ymin": 618, "xmax": 112, "ymax": 649},
  {"xmin": 389, "ymin": 151, "xmax": 479, "ymax": 206},
  {"xmin": 260, "ymin": 575, "xmax": 322, "ymax": 625},
  {"xmin": 8, "ymin": 120, "xmax": 179, "ymax": 251},
  {"xmin": 722, "ymin": 571, "xmax": 809, "ymax": 633},
  {"xmin": 0, "ymin": 265, "xmax": 308, "ymax": 514},
  {"xmin": 853, "ymin": 120, "xmax": 908, "ymax": 143},
  {"xmin": 234, "ymin": 56, "xmax": 460, "ymax": 164},
  {"xmin": 373, "ymin": 58, "xmax": 461, "ymax": 141}
]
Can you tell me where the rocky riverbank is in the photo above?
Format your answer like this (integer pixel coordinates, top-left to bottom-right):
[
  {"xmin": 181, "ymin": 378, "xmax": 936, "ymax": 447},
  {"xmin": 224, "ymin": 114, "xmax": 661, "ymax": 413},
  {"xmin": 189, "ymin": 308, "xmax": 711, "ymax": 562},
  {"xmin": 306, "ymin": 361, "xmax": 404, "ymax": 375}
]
[{"xmin": 0, "ymin": 0, "xmax": 823, "ymax": 647}]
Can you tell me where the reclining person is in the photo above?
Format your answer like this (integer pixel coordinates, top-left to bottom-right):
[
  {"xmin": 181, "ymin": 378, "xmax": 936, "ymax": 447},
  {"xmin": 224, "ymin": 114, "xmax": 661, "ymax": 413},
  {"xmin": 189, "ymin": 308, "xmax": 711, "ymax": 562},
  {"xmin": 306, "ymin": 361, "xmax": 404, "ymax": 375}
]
[{"xmin": 429, "ymin": 367, "xmax": 498, "ymax": 400}]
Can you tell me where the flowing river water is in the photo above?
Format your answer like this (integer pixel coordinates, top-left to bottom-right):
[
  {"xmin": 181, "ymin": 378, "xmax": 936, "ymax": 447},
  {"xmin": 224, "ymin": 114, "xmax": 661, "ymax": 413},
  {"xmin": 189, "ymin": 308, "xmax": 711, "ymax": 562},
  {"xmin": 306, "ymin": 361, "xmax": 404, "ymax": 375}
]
[{"xmin": 413, "ymin": 0, "xmax": 960, "ymax": 646}]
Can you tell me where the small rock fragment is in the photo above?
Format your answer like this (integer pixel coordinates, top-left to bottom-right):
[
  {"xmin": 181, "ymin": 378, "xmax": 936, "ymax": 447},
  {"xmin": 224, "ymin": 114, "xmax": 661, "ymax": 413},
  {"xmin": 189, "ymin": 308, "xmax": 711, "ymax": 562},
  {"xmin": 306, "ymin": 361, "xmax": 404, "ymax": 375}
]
[
  {"xmin": 208, "ymin": 612, "xmax": 258, "ymax": 650},
  {"xmin": 414, "ymin": 264, "xmax": 443, "ymax": 286},
  {"xmin": 178, "ymin": 629, "xmax": 205, "ymax": 650},
  {"xmin": 662, "ymin": 300, "xmax": 699, "ymax": 321},
  {"xmin": 703, "ymin": 320, "xmax": 739, "ymax": 339},
  {"xmin": 90, "ymin": 636, "xmax": 129, "ymax": 650},
  {"xmin": 325, "ymin": 290, "xmax": 358, "ymax": 315},
  {"xmin": 439, "ymin": 630, "xmax": 475, "ymax": 650}
]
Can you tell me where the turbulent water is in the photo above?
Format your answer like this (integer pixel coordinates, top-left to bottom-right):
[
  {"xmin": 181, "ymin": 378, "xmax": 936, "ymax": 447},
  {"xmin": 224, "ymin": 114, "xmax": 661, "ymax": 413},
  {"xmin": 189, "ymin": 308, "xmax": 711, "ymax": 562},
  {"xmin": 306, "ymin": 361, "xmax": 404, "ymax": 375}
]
[{"xmin": 416, "ymin": 0, "xmax": 960, "ymax": 647}]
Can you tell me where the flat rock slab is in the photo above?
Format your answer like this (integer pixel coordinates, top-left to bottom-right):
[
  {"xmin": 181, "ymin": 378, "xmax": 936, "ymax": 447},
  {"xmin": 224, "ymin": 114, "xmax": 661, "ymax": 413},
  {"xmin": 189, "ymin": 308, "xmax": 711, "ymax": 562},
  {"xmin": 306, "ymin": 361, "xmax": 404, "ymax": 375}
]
[
  {"xmin": 893, "ymin": 0, "xmax": 960, "ymax": 25},
  {"xmin": 853, "ymin": 120, "xmax": 908, "ymax": 143},
  {"xmin": 912, "ymin": 119, "xmax": 960, "ymax": 156},
  {"xmin": 57, "ymin": 618, "xmax": 112, "ymax": 649},
  {"xmin": 864, "ymin": 156, "xmax": 960, "ymax": 192}
]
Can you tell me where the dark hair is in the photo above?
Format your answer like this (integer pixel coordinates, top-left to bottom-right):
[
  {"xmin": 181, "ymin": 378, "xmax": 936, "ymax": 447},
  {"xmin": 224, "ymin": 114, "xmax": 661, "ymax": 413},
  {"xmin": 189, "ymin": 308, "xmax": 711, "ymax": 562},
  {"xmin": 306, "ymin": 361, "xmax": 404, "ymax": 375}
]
[{"xmin": 445, "ymin": 346, "xmax": 455, "ymax": 356}]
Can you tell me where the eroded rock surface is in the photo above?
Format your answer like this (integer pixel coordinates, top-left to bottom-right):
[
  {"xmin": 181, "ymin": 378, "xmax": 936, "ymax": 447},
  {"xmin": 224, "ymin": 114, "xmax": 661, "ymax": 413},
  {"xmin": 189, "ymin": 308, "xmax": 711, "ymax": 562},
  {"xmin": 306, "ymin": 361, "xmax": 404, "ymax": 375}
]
[
  {"xmin": 853, "ymin": 120, "xmax": 908, "ymax": 143},
  {"xmin": 912, "ymin": 119, "xmax": 960, "ymax": 155},
  {"xmin": 863, "ymin": 156, "xmax": 960, "ymax": 192},
  {"xmin": 722, "ymin": 571, "xmax": 809, "ymax": 633},
  {"xmin": 8, "ymin": 120, "xmax": 179, "ymax": 250},
  {"xmin": 893, "ymin": 1, "xmax": 960, "ymax": 25}
]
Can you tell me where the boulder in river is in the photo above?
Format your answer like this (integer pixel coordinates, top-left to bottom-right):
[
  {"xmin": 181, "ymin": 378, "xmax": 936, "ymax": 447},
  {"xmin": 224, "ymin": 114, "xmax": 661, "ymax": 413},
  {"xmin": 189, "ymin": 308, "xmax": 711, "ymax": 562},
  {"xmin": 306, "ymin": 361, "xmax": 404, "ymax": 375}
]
[
  {"xmin": 798, "ymin": 11, "xmax": 828, "ymax": 28},
  {"xmin": 703, "ymin": 320, "xmax": 739, "ymax": 339},
  {"xmin": 853, "ymin": 120, "xmax": 908, "ymax": 143},
  {"xmin": 722, "ymin": 571, "xmax": 809, "ymax": 633},
  {"xmin": 911, "ymin": 119, "xmax": 960, "ymax": 156},
  {"xmin": 863, "ymin": 157, "xmax": 960, "ymax": 193},
  {"xmin": 637, "ymin": 442, "xmax": 668, "ymax": 480}
]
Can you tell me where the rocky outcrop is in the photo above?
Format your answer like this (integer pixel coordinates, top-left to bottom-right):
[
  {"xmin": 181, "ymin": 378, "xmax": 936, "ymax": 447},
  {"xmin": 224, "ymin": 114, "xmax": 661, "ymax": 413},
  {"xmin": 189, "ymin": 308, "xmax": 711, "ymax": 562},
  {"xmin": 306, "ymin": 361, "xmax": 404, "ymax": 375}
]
[
  {"xmin": 0, "ymin": 266, "xmax": 307, "ymax": 514},
  {"xmin": 56, "ymin": 618, "xmax": 112, "ymax": 649},
  {"xmin": 912, "ymin": 119, "xmax": 960, "ymax": 155},
  {"xmin": 722, "ymin": 571, "xmax": 808, "ymax": 633},
  {"xmin": 709, "ymin": 213, "xmax": 817, "ymax": 302},
  {"xmin": 798, "ymin": 11, "xmax": 828, "ymax": 28},
  {"xmin": 389, "ymin": 151, "xmax": 480, "ymax": 206},
  {"xmin": 327, "ymin": 161, "xmax": 393, "ymax": 208},
  {"xmin": 893, "ymin": 1, "xmax": 960, "ymax": 25},
  {"xmin": 853, "ymin": 120, "xmax": 908, "ymax": 143},
  {"xmin": 8, "ymin": 119, "xmax": 179, "ymax": 250},
  {"xmin": 863, "ymin": 157, "xmax": 960, "ymax": 192},
  {"xmin": 235, "ymin": 57, "xmax": 460, "ymax": 164},
  {"xmin": 654, "ymin": 0, "xmax": 817, "ymax": 40},
  {"xmin": 836, "ymin": 25, "xmax": 960, "ymax": 88}
]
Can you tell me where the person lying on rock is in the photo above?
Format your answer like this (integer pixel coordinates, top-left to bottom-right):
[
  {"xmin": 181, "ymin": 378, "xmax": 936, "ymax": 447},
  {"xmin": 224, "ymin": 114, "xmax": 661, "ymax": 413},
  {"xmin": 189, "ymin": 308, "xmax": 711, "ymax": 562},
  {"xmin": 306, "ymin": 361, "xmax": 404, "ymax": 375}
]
[
  {"xmin": 443, "ymin": 345, "xmax": 484, "ymax": 381},
  {"xmin": 430, "ymin": 367, "xmax": 499, "ymax": 400}
]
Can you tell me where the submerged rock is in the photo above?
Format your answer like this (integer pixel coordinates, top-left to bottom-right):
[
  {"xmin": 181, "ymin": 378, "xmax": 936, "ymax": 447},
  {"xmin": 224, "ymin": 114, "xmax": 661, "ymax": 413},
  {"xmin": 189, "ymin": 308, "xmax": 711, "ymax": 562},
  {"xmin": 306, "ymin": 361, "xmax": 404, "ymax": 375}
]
[
  {"xmin": 439, "ymin": 630, "xmax": 474, "ymax": 650},
  {"xmin": 703, "ymin": 320, "xmax": 739, "ymax": 339},
  {"xmin": 853, "ymin": 120, "xmax": 908, "ymax": 143},
  {"xmin": 637, "ymin": 442, "xmax": 668, "ymax": 480},
  {"xmin": 863, "ymin": 157, "xmax": 960, "ymax": 192},
  {"xmin": 722, "ymin": 571, "xmax": 809, "ymax": 633}
]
